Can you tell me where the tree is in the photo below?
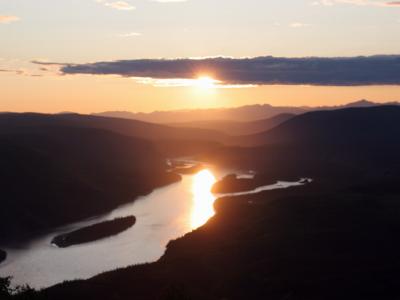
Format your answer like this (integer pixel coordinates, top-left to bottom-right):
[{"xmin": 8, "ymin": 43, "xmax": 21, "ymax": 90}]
[
  {"xmin": 0, "ymin": 277, "xmax": 38, "ymax": 299},
  {"xmin": 0, "ymin": 276, "xmax": 13, "ymax": 299}
]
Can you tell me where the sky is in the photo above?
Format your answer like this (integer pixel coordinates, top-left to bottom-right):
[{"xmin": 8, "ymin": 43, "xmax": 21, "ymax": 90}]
[{"xmin": 1, "ymin": 0, "xmax": 400, "ymax": 113}]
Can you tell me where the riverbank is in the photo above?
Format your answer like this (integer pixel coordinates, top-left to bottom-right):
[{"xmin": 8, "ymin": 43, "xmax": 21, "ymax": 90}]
[
  {"xmin": 170, "ymin": 163, "xmax": 205, "ymax": 175},
  {"xmin": 212, "ymin": 173, "xmax": 275, "ymax": 193},
  {"xmin": 212, "ymin": 174, "xmax": 312, "ymax": 194},
  {"xmin": 51, "ymin": 216, "xmax": 136, "ymax": 248}
]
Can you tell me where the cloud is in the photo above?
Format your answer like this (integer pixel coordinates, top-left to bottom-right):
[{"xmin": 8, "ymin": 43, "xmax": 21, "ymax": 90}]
[
  {"xmin": 0, "ymin": 15, "xmax": 20, "ymax": 24},
  {"xmin": 30, "ymin": 60, "xmax": 68, "ymax": 66},
  {"xmin": 0, "ymin": 59, "xmax": 63, "ymax": 77},
  {"xmin": 33, "ymin": 55, "xmax": 400, "ymax": 86},
  {"xmin": 118, "ymin": 32, "xmax": 142, "ymax": 37},
  {"xmin": 96, "ymin": 0, "xmax": 135, "ymax": 10},
  {"xmin": 312, "ymin": 0, "xmax": 400, "ymax": 6},
  {"xmin": 290, "ymin": 22, "xmax": 311, "ymax": 28},
  {"xmin": 0, "ymin": 68, "xmax": 43, "ymax": 77}
]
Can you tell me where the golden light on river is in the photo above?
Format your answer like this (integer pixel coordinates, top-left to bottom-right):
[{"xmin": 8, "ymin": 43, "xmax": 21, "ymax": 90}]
[{"xmin": 191, "ymin": 169, "xmax": 217, "ymax": 229}]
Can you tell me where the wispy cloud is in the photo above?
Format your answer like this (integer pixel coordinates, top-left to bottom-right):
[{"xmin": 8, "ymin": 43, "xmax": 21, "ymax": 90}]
[
  {"xmin": 33, "ymin": 55, "xmax": 400, "ymax": 87},
  {"xmin": 0, "ymin": 59, "xmax": 64, "ymax": 77},
  {"xmin": 30, "ymin": 60, "xmax": 68, "ymax": 67},
  {"xmin": 0, "ymin": 68, "xmax": 43, "ymax": 77},
  {"xmin": 0, "ymin": 15, "xmax": 20, "ymax": 24},
  {"xmin": 290, "ymin": 22, "xmax": 311, "ymax": 28},
  {"xmin": 118, "ymin": 32, "xmax": 142, "ymax": 37},
  {"xmin": 96, "ymin": 0, "xmax": 135, "ymax": 10}
]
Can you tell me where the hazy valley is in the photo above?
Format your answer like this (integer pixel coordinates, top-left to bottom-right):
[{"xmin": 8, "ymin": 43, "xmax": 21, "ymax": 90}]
[{"xmin": 1, "ymin": 101, "xmax": 400, "ymax": 299}]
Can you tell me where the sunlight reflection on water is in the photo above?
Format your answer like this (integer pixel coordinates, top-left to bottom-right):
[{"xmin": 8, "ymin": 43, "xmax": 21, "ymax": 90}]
[{"xmin": 191, "ymin": 169, "xmax": 217, "ymax": 229}]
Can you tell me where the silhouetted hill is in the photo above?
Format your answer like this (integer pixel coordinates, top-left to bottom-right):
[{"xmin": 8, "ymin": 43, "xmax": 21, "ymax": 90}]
[
  {"xmin": 0, "ymin": 113, "xmax": 227, "ymax": 142},
  {"xmin": 168, "ymin": 113, "xmax": 295, "ymax": 135},
  {"xmin": 0, "ymin": 125, "xmax": 180, "ymax": 244},
  {"xmin": 342, "ymin": 99, "xmax": 398, "ymax": 108},
  {"xmin": 0, "ymin": 113, "xmax": 226, "ymax": 156},
  {"xmin": 343, "ymin": 99, "xmax": 378, "ymax": 108},
  {"xmin": 207, "ymin": 106, "xmax": 400, "ymax": 182},
  {"xmin": 239, "ymin": 105, "xmax": 400, "ymax": 146}
]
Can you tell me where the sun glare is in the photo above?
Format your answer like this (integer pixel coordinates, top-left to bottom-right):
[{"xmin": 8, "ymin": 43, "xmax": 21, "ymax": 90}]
[
  {"xmin": 195, "ymin": 76, "xmax": 219, "ymax": 89},
  {"xmin": 191, "ymin": 169, "xmax": 217, "ymax": 229}
]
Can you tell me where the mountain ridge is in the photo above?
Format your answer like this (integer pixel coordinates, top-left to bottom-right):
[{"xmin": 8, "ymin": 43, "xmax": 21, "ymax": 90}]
[{"xmin": 92, "ymin": 99, "xmax": 399, "ymax": 123}]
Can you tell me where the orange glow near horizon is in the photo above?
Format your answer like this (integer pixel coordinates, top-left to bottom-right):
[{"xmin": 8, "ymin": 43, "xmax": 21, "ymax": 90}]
[
  {"xmin": 191, "ymin": 169, "xmax": 217, "ymax": 229},
  {"xmin": 2, "ymin": 73, "xmax": 400, "ymax": 114}
]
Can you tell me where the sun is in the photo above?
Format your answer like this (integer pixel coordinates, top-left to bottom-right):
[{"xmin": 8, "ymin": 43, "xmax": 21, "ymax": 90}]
[{"xmin": 195, "ymin": 75, "xmax": 218, "ymax": 89}]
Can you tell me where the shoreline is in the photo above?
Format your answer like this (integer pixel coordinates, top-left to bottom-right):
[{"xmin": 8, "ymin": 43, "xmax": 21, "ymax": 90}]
[{"xmin": 212, "ymin": 173, "xmax": 311, "ymax": 194}]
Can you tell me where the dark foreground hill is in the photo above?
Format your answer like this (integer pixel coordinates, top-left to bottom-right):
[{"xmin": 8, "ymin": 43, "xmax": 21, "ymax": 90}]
[
  {"xmin": 0, "ymin": 126, "xmax": 179, "ymax": 244},
  {"xmin": 8, "ymin": 105, "xmax": 395, "ymax": 300}
]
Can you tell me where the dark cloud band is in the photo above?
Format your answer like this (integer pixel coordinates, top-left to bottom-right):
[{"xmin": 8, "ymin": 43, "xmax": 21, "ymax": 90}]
[{"xmin": 41, "ymin": 55, "xmax": 400, "ymax": 86}]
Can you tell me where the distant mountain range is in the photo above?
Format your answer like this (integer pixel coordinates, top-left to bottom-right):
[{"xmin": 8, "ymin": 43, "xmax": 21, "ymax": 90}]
[{"xmin": 93, "ymin": 100, "xmax": 399, "ymax": 124}]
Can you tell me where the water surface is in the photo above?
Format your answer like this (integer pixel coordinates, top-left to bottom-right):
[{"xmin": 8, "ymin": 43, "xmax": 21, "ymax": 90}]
[{"xmin": 0, "ymin": 166, "xmax": 306, "ymax": 288}]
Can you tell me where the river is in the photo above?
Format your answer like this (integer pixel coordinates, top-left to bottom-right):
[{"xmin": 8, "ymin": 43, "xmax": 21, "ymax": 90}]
[{"xmin": 0, "ymin": 165, "xmax": 307, "ymax": 288}]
